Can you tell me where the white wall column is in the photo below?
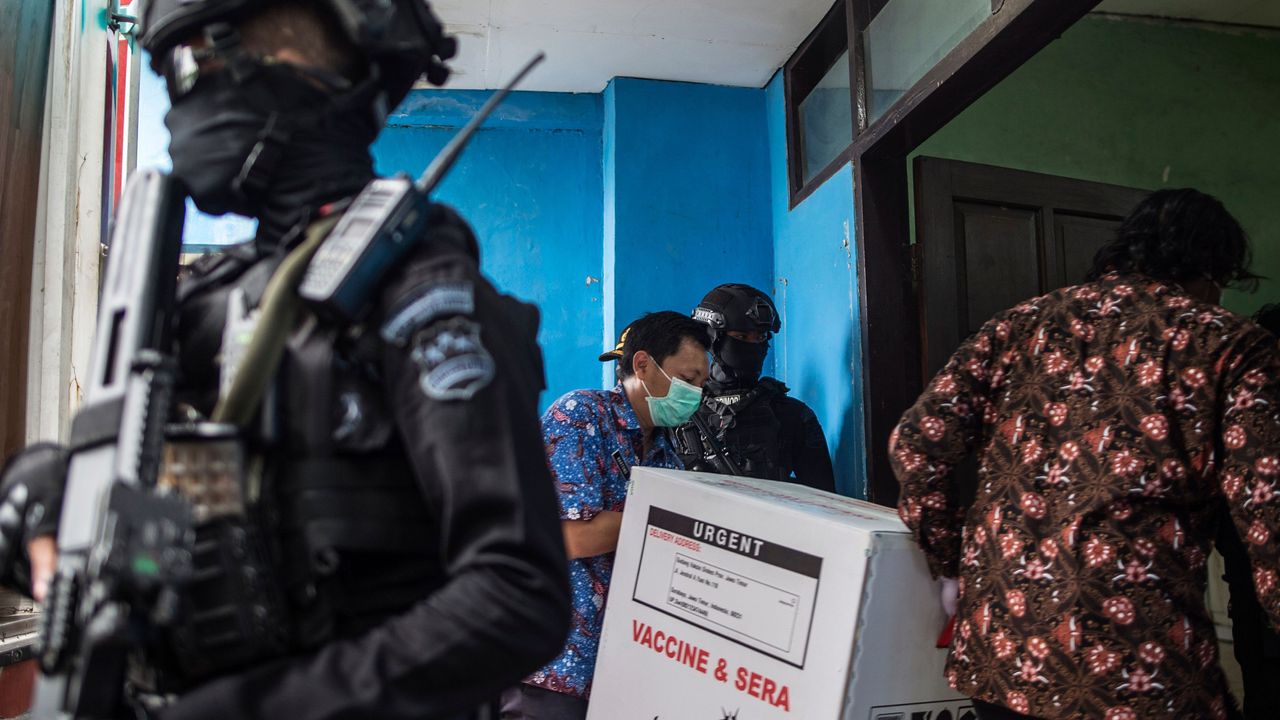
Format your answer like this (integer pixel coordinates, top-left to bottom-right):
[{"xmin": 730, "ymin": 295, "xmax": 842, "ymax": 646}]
[{"xmin": 27, "ymin": 0, "xmax": 113, "ymax": 442}]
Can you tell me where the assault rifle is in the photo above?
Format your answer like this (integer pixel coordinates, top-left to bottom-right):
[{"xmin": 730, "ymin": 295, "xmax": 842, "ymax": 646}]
[
  {"xmin": 33, "ymin": 169, "xmax": 194, "ymax": 719},
  {"xmin": 678, "ymin": 407, "xmax": 745, "ymax": 477}
]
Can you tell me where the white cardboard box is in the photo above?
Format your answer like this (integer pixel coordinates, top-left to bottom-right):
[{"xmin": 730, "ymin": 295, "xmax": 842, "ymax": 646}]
[{"xmin": 587, "ymin": 468, "xmax": 972, "ymax": 720}]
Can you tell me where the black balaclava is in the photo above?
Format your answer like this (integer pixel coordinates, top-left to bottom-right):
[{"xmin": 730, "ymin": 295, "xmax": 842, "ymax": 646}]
[
  {"xmin": 697, "ymin": 284, "xmax": 779, "ymax": 390},
  {"xmin": 165, "ymin": 61, "xmax": 378, "ymax": 249},
  {"xmin": 711, "ymin": 335, "xmax": 770, "ymax": 387}
]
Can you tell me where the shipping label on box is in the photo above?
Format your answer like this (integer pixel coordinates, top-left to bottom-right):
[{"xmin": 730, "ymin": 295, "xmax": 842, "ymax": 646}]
[
  {"xmin": 633, "ymin": 506, "xmax": 820, "ymax": 670},
  {"xmin": 587, "ymin": 468, "xmax": 967, "ymax": 720}
]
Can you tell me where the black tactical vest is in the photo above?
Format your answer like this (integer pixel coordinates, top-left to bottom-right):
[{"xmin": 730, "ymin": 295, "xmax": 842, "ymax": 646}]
[
  {"xmin": 163, "ymin": 236, "xmax": 450, "ymax": 684},
  {"xmin": 674, "ymin": 378, "xmax": 787, "ymax": 481}
]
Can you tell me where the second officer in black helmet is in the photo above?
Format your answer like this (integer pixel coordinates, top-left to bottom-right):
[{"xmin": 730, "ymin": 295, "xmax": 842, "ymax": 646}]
[
  {"xmin": 672, "ymin": 283, "xmax": 836, "ymax": 492},
  {"xmin": 0, "ymin": 1, "xmax": 570, "ymax": 718}
]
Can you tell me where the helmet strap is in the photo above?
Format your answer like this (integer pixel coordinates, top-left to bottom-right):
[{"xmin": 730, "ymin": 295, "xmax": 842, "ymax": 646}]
[
  {"xmin": 233, "ymin": 112, "xmax": 291, "ymax": 201},
  {"xmin": 231, "ymin": 66, "xmax": 379, "ymax": 207}
]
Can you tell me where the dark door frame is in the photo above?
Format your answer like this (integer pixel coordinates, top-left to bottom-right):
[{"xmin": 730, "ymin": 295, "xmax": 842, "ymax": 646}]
[{"xmin": 851, "ymin": 0, "xmax": 1107, "ymax": 506}]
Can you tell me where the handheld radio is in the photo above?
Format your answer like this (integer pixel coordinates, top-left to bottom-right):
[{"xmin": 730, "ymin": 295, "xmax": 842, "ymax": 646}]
[{"xmin": 299, "ymin": 53, "xmax": 546, "ymax": 322}]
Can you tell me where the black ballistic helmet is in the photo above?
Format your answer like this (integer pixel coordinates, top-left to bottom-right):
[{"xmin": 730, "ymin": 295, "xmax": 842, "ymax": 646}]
[
  {"xmin": 693, "ymin": 284, "xmax": 781, "ymax": 337},
  {"xmin": 140, "ymin": 0, "xmax": 458, "ymax": 108}
]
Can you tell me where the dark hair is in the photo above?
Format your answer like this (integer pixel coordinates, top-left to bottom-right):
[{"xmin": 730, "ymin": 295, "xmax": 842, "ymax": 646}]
[
  {"xmin": 1255, "ymin": 304, "xmax": 1280, "ymax": 338},
  {"xmin": 618, "ymin": 311, "xmax": 710, "ymax": 379},
  {"xmin": 1086, "ymin": 188, "xmax": 1259, "ymax": 290}
]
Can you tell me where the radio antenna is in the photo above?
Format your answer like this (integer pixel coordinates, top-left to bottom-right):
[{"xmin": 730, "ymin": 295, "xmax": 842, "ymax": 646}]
[{"xmin": 416, "ymin": 52, "xmax": 546, "ymax": 194}]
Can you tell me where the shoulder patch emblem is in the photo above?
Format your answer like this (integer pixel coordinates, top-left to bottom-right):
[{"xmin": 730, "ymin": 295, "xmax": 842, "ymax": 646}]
[
  {"xmin": 381, "ymin": 281, "xmax": 476, "ymax": 345},
  {"xmin": 410, "ymin": 317, "xmax": 495, "ymax": 401}
]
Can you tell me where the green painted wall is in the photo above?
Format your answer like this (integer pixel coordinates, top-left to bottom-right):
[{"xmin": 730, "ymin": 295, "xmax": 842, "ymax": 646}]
[{"xmin": 913, "ymin": 15, "xmax": 1280, "ymax": 316}]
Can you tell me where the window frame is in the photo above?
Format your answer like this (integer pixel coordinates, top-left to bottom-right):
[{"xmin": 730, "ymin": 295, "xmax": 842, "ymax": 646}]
[
  {"xmin": 784, "ymin": 0, "xmax": 857, "ymax": 208},
  {"xmin": 786, "ymin": 0, "xmax": 1007, "ymax": 207},
  {"xmin": 782, "ymin": 0, "xmax": 1105, "ymax": 505}
]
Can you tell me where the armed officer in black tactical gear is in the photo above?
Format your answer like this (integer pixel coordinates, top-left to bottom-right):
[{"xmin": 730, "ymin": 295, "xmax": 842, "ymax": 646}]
[
  {"xmin": 0, "ymin": 1, "xmax": 570, "ymax": 718},
  {"xmin": 672, "ymin": 284, "xmax": 836, "ymax": 493}
]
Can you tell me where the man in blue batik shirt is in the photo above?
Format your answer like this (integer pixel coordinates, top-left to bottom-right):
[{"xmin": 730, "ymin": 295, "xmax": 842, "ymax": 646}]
[{"xmin": 502, "ymin": 311, "xmax": 710, "ymax": 719}]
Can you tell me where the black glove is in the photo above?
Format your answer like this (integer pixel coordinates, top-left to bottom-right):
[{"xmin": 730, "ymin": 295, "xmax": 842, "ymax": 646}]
[{"xmin": 0, "ymin": 443, "xmax": 68, "ymax": 586}]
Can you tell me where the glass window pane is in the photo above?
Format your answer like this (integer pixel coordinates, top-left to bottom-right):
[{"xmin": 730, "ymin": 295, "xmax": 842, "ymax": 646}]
[
  {"xmin": 798, "ymin": 50, "xmax": 852, "ymax": 184},
  {"xmin": 865, "ymin": 0, "xmax": 990, "ymax": 124}
]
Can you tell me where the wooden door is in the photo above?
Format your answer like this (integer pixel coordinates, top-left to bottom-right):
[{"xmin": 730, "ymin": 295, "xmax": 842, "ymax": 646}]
[{"xmin": 914, "ymin": 157, "xmax": 1149, "ymax": 377}]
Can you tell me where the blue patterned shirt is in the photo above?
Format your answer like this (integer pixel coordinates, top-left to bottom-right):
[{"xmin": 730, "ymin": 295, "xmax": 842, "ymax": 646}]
[{"xmin": 525, "ymin": 384, "xmax": 682, "ymax": 699}]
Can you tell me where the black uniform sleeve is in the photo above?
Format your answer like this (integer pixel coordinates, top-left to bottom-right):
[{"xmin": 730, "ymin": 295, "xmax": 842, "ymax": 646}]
[
  {"xmin": 782, "ymin": 398, "xmax": 836, "ymax": 493},
  {"xmin": 0, "ymin": 444, "xmax": 68, "ymax": 593},
  {"xmin": 163, "ymin": 206, "xmax": 571, "ymax": 720}
]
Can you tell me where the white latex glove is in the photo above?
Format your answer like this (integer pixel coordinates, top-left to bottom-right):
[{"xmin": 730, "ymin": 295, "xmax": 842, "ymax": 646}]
[{"xmin": 940, "ymin": 576, "xmax": 960, "ymax": 618}]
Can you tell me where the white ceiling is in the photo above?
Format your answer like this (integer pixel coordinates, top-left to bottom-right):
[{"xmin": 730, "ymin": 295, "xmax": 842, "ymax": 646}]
[
  {"xmin": 430, "ymin": 0, "xmax": 1280, "ymax": 94},
  {"xmin": 1095, "ymin": 0, "xmax": 1280, "ymax": 28},
  {"xmin": 431, "ymin": 0, "xmax": 835, "ymax": 93}
]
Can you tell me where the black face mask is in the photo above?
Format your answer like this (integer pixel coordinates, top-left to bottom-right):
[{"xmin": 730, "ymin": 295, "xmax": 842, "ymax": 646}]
[
  {"xmin": 165, "ymin": 64, "xmax": 377, "ymax": 245},
  {"xmin": 711, "ymin": 335, "xmax": 770, "ymax": 386}
]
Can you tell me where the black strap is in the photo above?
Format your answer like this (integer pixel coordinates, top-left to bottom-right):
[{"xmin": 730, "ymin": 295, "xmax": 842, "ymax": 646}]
[
  {"xmin": 234, "ymin": 112, "xmax": 292, "ymax": 200},
  {"xmin": 212, "ymin": 214, "xmax": 341, "ymax": 426},
  {"xmin": 731, "ymin": 382, "xmax": 775, "ymax": 415},
  {"xmin": 177, "ymin": 243, "xmax": 260, "ymax": 302},
  {"xmin": 285, "ymin": 320, "xmax": 336, "ymax": 455},
  {"xmin": 232, "ymin": 73, "xmax": 383, "ymax": 207}
]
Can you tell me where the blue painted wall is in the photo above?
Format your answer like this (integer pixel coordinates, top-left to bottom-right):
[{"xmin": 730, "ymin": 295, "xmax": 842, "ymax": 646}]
[
  {"xmin": 764, "ymin": 71, "xmax": 865, "ymax": 498},
  {"xmin": 374, "ymin": 90, "xmax": 605, "ymax": 408},
  {"xmin": 603, "ymin": 78, "xmax": 774, "ymax": 386},
  {"xmin": 138, "ymin": 67, "xmax": 859, "ymax": 494}
]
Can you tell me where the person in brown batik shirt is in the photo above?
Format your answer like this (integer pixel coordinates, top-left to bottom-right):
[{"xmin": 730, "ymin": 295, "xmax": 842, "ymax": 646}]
[
  {"xmin": 892, "ymin": 188, "xmax": 1280, "ymax": 720},
  {"xmin": 1217, "ymin": 303, "xmax": 1280, "ymax": 720}
]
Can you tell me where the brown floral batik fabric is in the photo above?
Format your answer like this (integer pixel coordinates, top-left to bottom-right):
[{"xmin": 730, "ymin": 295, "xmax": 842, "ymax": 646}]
[{"xmin": 892, "ymin": 274, "xmax": 1280, "ymax": 719}]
